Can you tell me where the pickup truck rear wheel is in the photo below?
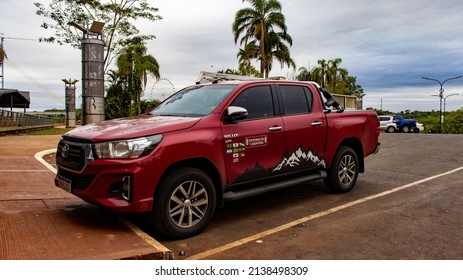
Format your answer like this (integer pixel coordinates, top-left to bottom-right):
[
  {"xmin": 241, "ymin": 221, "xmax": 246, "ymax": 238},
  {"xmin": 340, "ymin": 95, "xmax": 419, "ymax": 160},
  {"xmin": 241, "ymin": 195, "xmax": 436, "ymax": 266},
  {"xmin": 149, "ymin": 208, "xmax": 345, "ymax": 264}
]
[
  {"xmin": 150, "ymin": 167, "xmax": 216, "ymax": 238},
  {"xmin": 324, "ymin": 146, "xmax": 359, "ymax": 193},
  {"xmin": 401, "ymin": 125, "xmax": 410, "ymax": 133}
]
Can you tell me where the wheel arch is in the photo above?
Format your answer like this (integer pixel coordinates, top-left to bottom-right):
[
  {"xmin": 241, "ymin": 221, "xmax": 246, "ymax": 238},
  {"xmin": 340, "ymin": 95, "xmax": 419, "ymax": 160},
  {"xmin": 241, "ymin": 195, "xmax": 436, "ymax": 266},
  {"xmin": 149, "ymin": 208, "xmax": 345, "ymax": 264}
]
[
  {"xmin": 336, "ymin": 138, "xmax": 364, "ymax": 173},
  {"xmin": 155, "ymin": 157, "xmax": 224, "ymax": 208}
]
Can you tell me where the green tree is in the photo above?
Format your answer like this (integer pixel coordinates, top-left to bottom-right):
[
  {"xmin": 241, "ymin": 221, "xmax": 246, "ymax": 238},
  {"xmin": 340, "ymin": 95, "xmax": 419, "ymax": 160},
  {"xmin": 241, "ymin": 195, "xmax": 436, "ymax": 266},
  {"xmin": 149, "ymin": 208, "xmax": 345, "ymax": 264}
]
[
  {"xmin": 327, "ymin": 58, "xmax": 348, "ymax": 93},
  {"xmin": 265, "ymin": 28, "xmax": 296, "ymax": 76},
  {"xmin": 444, "ymin": 109, "xmax": 463, "ymax": 134},
  {"xmin": 233, "ymin": 0, "xmax": 294, "ymax": 78},
  {"xmin": 335, "ymin": 76, "xmax": 364, "ymax": 96},
  {"xmin": 117, "ymin": 40, "xmax": 160, "ymax": 115},
  {"xmin": 311, "ymin": 59, "xmax": 329, "ymax": 88},
  {"xmin": 34, "ymin": 0, "xmax": 162, "ymax": 72},
  {"xmin": 238, "ymin": 60, "xmax": 262, "ymax": 77},
  {"xmin": 296, "ymin": 58, "xmax": 363, "ymax": 97},
  {"xmin": 296, "ymin": 66, "xmax": 313, "ymax": 81},
  {"xmin": 139, "ymin": 99, "xmax": 161, "ymax": 114},
  {"xmin": 104, "ymin": 69, "xmax": 131, "ymax": 119}
]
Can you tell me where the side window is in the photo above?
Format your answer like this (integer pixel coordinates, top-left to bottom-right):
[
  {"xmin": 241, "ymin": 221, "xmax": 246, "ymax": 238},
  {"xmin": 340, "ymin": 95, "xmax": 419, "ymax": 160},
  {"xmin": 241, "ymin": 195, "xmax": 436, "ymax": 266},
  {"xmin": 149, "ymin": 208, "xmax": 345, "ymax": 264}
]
[
  {"xmin": 231, "ymin": 86, "xmax": 275, "ymax": 120},
  {"xmin": 279, "ymin": 86, "xmax": 312, "ymax": 115}
]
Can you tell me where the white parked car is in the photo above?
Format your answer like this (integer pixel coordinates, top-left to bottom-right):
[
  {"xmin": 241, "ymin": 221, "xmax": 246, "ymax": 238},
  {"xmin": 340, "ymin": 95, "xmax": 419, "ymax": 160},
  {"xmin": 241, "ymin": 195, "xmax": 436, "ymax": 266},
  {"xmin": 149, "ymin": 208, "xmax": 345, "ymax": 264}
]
[
  {"xmin": 414, "ymin": 122, "xmax": 424, "ymax": 133},
  {"xmin": 379, "ymin": 115, "xmax": 397, "ymax": 133}
]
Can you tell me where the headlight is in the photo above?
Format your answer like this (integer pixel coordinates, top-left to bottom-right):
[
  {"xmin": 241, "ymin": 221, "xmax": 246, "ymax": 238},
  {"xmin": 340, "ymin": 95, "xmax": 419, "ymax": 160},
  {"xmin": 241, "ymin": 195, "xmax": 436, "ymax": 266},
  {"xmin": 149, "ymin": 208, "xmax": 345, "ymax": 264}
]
[{"xmin": 94, "ymin": 134, "xmax": 163, "ymax": 159}]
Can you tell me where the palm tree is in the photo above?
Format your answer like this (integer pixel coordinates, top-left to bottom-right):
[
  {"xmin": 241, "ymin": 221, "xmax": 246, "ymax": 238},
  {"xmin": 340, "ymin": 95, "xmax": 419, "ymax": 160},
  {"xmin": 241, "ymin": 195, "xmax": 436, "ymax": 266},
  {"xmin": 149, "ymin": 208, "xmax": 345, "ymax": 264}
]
[
  {"xmin": 237, "ymin": 42, "xmax": 259, "ymax": 65},
  {"xmin": 264, "ymin": 30, "xmax": 295, "ymax": 75},
  {"xmin": 311, "ymin": 59, "xmax": 329, "ymax": 87},
  {"xmin": 233, "ymin": 0, "xmax": 294, "ymax": 78},
  {"xmin": 117, "ymin": 43, "xmax": 160, "ymax": 115},
  {"xmin": 327, "ymin": 58, "xmax": 348, "ymax": 93},
  {"xmin": 296, "ymin": 66, "xmax": 312, "ymax": 81}
]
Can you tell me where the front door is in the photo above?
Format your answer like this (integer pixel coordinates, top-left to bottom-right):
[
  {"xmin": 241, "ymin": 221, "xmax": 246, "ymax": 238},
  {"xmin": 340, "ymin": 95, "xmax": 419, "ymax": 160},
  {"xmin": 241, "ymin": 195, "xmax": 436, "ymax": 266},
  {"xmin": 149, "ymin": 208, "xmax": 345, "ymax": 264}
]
[{"xmin": 221, "ymin": 85, "xmax": 285, "ymax": 185}]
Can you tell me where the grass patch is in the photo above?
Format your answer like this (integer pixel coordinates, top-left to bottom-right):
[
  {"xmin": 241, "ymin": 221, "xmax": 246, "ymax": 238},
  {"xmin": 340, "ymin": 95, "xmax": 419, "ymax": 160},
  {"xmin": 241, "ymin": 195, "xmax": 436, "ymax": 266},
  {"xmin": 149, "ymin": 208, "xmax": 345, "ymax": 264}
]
[{"xmin": 19, "ymin": 127, "xmax": 75, "ymax": 136}]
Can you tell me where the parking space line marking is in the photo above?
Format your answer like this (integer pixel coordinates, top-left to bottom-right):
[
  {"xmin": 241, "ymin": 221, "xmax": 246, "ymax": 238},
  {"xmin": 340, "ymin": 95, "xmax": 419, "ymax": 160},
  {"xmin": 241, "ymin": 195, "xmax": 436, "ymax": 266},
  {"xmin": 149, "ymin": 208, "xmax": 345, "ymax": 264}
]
[
  {"xmin": 118, "ymin": 217, "xmax": 174, "ymax": 260},
  {"xmin": 34, "ymin": 149, "xmax": 58, "ymax": 174},
  {"xmin": 187, "ymin": 166, "xmax": 463, "ymax": 260}
]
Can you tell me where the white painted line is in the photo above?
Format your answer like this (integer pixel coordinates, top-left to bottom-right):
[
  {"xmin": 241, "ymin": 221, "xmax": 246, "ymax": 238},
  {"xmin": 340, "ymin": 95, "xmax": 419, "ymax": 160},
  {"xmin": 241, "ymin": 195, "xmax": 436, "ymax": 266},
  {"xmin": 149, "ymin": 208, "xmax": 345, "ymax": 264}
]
[
  {"xmin": 34, "ymin": 149, "xmax": 58, "ymax": 174},
  {"xmin": 33, "ymin": 148, "xmax": 175, "ymax": 259},
  {"xmin": 187, "ymin": 166, "xmax": 463, "ymax": 260},
  {"xmin": 119, "ymin": 217, "xmax": 174, "ymax": 260}
]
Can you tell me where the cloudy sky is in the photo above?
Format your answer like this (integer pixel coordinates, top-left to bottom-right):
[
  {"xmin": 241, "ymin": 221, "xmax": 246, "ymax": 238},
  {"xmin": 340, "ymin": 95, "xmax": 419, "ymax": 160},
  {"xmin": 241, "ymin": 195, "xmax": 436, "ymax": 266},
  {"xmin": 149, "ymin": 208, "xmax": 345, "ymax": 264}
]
[{"xmin": 1, "ymin": 0, "xmax": 463, "ymax": 112}]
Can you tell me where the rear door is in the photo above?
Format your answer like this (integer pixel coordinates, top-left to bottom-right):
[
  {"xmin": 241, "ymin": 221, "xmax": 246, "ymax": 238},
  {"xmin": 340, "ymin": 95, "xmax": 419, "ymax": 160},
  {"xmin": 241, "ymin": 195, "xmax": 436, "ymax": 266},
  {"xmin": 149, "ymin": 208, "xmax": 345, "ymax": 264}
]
[
  {"xmin": 276, "ymin": 84, "xmax": 327, "ymax": 173},
  {"xmin": 221, "ymin": 84, "xmax": 285, "ymax": 185}
]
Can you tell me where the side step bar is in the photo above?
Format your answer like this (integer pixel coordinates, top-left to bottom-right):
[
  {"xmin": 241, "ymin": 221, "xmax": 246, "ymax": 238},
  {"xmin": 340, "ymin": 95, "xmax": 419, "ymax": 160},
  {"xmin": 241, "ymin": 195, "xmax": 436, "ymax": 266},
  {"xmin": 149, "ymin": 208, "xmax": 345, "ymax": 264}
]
[{"xmin": 223, "ymin": 171, "xmax": 327, "ymax": 201}]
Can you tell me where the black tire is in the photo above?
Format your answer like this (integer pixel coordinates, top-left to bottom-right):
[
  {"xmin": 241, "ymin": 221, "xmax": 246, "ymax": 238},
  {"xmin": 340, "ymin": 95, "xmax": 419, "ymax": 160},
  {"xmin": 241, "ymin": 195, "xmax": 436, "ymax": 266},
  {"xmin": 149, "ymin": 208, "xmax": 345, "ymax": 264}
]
[
  {"xmin": 323, "ymin": 146, "xmax": 359, "ymax": 193},
  {"xmin": 401, "ymin": 125, "xmax": 410, "ymax": 133},
  {"xmin": 386, "ymin": 126, "xmax": 395, "ymax": 133},
  {"xmin": 150, "ymin": 167, "xmax": 216, "ymax": 238}
]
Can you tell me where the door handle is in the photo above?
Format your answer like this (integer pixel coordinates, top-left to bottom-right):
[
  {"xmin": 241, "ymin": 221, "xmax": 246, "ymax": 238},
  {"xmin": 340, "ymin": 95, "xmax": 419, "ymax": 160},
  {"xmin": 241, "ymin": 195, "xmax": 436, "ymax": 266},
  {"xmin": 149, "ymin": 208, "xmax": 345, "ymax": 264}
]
[
  {"xmin": 311, "ymin": 121, "xmax": 323, "ymax": 127},
  {"xmin": 268, "ymin": 126, "xmax": 283, "ymax": 131}
]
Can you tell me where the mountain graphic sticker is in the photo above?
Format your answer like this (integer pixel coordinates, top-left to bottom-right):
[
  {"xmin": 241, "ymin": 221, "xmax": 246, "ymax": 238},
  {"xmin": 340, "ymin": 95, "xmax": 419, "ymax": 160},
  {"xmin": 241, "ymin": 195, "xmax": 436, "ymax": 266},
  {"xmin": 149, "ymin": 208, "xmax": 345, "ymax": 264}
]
[{"xmin": 273, "ymin": 147, "xmax": 325, "ymax": 172}]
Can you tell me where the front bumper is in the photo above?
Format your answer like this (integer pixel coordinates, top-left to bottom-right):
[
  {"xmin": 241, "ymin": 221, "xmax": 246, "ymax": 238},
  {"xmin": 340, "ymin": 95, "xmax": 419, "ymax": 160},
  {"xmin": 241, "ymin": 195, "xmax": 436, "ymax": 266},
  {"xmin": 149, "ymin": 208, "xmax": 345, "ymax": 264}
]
[{"xmin": 56, "ymin": 157, "xmax": 163, "ymax": 213}]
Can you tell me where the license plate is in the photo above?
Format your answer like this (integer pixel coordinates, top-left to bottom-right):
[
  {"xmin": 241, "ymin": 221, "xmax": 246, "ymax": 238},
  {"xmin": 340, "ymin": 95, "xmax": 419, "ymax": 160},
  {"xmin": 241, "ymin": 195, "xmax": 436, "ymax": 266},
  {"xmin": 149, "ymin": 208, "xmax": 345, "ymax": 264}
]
[{"xmin": 56, "ymin": 174, "xmax": 72, "ymax": 193}]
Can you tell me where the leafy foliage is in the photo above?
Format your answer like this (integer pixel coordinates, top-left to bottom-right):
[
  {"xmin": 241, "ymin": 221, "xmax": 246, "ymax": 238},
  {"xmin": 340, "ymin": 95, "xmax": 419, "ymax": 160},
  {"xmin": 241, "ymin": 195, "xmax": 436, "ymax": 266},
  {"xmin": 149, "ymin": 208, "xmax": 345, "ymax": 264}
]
[
  {"xmin": 444, "ymin": 109, "xmax": 463, "ymax": 134},
  {"xmin": 372, "ymin": 109, "xmax": 463, "ymax": 134},
  {"xmin": 34, "ymin": 0, "xmax": 162, "ymax": 72},
  {"xmin": 296, "ymin": 58, "xmax": 364, "ymax": 96},
  {"xmin": 105, "ymin": 39, "xmax": 160, "ymax": 119},
  {"xmin": 233, "ymin": 0, "xmax": 295, "ymax": 78}
]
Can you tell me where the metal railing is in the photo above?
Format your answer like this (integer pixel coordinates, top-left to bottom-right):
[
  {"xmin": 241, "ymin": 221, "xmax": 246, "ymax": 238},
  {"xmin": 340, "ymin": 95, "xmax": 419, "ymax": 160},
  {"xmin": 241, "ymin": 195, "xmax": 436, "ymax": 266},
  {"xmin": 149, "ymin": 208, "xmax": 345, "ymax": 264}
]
[{"xmin": 0, "ymin": 109, "xmax": 60, "ymax": 132}]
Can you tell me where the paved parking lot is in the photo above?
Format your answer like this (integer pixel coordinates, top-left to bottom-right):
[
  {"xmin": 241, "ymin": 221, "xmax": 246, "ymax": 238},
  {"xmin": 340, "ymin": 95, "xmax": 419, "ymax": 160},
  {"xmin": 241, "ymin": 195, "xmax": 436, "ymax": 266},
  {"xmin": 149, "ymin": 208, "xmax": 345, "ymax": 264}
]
[
  {"xmin": 149, "ymin": 133, "xmax": 463, "ymax": 259},
  {"xmin": 0, "ymin": 135, "xmax": 171, "ymax": 260},
  {"xmin": 1, "ymin": 133, "xmax": 462, "ymax": 260}
]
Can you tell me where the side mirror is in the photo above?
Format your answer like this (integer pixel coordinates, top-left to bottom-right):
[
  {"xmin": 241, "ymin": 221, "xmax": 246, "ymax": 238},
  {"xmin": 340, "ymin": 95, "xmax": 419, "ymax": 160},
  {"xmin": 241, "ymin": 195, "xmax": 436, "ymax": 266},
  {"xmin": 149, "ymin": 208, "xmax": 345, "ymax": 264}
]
[{"xmin": 224, "ymin": 106, "xmax": 248, "ymax": 123}]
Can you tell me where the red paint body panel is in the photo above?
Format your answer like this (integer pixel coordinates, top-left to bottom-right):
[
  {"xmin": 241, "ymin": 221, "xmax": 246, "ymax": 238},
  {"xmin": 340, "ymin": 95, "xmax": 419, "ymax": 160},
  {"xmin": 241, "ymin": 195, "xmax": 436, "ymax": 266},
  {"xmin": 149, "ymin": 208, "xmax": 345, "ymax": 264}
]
[{"xmin": 55, "ymin": 80, "xmax": 379, "ymax": 213}]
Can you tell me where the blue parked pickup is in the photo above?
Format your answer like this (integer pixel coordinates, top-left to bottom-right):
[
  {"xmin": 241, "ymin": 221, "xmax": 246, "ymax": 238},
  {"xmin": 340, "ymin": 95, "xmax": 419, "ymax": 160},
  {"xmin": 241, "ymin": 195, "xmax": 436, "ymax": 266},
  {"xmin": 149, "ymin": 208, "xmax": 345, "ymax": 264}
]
[{"xmin": 394, "ymin": 115, "xmax": 418, "ymax": 133}]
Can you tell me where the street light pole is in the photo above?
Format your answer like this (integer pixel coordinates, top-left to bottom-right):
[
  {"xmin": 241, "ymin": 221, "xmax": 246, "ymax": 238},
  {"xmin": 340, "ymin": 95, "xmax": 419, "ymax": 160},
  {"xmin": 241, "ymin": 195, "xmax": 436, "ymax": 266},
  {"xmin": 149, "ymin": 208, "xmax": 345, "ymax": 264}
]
[
  {"xmin": 422, "ymin": 75, "xmax": 462, "ymax": 133},
  {"xmin": 443, "ymin": 93, "xmax": 459, "ymax": 133}
]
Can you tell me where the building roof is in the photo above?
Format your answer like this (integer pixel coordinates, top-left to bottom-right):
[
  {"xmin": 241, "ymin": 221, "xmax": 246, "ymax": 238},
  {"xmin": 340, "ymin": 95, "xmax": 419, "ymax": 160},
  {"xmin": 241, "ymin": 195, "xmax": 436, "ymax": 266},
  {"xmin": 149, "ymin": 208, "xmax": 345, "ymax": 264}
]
[{"xmin": 0, "ymin": 89, "xmax": 30, "ymax": 109}]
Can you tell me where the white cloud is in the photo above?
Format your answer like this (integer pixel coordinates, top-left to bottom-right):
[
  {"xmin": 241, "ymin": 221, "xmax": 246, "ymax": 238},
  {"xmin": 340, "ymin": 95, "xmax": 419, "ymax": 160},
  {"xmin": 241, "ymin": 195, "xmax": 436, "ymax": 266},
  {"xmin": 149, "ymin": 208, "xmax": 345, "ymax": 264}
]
[{"xmin": 1, "ymin": 0, "xmax": 463, "ymax": 111}]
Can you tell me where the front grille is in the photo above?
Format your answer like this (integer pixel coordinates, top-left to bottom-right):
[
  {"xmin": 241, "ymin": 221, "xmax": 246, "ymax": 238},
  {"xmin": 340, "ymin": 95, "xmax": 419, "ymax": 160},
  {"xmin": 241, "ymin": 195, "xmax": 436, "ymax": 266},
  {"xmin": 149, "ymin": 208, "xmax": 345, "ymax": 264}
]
[
  {"xmin": 56, "ymin": 139, "xmax": 94, "ymax": 172},
  {"xmin": 58, "ymin": 169, "xmax": 95, "ymax": 190}
]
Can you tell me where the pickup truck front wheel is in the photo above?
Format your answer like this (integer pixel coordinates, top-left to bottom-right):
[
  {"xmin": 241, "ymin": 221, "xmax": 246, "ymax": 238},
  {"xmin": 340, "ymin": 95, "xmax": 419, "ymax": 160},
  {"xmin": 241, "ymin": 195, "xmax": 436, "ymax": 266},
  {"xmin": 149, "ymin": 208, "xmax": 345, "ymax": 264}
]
[
  {"xmin": 324, "ymin": 146, "xmax": 359, "ymax": 193},
  {"xmin": 150, "ymin": 167, "xmax": 216, "ymax": 238}
]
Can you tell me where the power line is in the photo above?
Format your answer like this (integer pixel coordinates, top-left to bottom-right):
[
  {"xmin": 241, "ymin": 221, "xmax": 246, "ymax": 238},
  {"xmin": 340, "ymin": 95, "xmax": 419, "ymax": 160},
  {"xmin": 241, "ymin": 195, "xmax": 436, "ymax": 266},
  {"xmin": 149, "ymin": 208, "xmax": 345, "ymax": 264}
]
[{"xmin": 1, "ymin": 34, "xmax": 37, "ymax": 42}]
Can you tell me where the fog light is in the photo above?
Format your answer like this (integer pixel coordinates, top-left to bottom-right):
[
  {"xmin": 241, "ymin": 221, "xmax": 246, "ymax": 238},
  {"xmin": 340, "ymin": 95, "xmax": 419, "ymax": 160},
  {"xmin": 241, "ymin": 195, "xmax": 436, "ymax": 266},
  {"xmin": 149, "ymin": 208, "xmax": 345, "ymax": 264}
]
[{"xmin": 122, "ymin": 175, "xmax": 131, "ymax": 201}]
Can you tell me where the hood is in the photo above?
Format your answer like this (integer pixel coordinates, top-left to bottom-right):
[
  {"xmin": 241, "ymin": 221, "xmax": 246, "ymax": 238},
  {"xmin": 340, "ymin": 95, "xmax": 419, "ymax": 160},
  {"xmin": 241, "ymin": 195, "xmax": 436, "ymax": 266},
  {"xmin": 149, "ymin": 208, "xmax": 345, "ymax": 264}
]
[{"xmin": 64, "ymin": 115, "xmax": 201, "ymax": 142}]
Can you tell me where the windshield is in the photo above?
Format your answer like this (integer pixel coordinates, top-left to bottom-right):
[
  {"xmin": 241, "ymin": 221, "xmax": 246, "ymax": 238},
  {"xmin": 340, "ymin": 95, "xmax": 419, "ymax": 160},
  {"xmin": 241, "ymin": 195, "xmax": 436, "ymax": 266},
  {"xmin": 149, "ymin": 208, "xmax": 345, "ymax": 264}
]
[{"xmin": 149, "ymin": 84, "xmax": 237, "ymax": 117}]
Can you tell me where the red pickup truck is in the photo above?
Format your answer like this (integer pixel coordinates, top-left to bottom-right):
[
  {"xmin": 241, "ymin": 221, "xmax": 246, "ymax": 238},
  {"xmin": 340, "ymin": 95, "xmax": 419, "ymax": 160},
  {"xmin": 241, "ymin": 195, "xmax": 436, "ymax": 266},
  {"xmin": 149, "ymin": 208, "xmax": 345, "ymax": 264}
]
[{"xmin": 55, "ymin": 80, "xmax": 380, "ymax": 238}]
